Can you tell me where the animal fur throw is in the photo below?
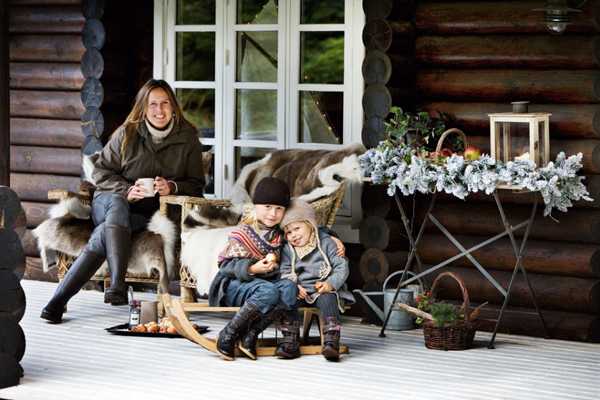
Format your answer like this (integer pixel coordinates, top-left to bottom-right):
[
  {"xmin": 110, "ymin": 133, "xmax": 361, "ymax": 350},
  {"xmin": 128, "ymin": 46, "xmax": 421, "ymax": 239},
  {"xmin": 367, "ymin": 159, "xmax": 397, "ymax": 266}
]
[
  {"xmin": 32, "ymin": 197, "xmax": 177, "ymax": 294},
  {"xmin": 231, "ymin": 143, "xmax": 365, "ymax": 205}
]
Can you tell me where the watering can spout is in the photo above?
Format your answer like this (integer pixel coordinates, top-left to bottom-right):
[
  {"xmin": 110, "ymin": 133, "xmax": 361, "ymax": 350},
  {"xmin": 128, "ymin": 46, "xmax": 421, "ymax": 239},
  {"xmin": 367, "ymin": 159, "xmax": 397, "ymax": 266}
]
[{"xmin": 353, "ymin": 289, "xmax": 384, "ymax": 322}]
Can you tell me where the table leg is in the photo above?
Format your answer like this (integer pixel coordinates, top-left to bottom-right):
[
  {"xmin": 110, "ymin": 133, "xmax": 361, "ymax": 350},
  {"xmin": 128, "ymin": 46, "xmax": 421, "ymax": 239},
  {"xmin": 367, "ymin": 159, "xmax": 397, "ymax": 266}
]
[
  {"xmin": 488, "ymin": 194, "xmax": 548, "ymax": 348},
  {"xmin": 379, "ymin": 193, "xmax": 436, "ymax": 337}
]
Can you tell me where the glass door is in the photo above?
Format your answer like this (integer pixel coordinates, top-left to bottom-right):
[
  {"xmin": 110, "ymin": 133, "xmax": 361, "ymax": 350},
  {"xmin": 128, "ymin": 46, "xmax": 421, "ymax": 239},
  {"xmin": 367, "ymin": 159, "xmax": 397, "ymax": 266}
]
[{"xmin": 222, "ymin": 0, "xmax": 287, "ymax": 197}]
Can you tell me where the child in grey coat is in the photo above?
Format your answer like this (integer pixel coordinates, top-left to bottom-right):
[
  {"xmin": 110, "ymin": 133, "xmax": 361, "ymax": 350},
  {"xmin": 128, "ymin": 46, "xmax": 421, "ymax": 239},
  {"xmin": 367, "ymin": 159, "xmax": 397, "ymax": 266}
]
[{"xmin": 280, "ymin": 199, "xmax": 355, "ymax": 361}]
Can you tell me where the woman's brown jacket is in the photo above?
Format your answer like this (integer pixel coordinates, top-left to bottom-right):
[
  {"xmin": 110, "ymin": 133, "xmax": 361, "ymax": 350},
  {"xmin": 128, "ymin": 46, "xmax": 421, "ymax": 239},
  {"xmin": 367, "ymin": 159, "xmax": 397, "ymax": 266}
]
[{"xmin": 92, "ymin": 121, "xmax": 205, "ymax": 197}]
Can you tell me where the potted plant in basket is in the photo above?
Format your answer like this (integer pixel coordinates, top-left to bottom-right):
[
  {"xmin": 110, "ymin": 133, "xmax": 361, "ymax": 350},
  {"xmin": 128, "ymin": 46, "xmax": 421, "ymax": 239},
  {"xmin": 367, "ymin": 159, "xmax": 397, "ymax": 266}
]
[{"xmin": 398, "ymin": 272, "xmax": 487, "ymax": 351}]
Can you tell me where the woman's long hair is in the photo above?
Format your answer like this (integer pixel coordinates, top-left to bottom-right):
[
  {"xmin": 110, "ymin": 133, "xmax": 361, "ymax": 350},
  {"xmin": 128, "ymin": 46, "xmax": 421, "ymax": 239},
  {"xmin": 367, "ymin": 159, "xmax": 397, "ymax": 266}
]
[{"xmin": 120, "ymin": 79, "xmax": 189, "ymax": 159}]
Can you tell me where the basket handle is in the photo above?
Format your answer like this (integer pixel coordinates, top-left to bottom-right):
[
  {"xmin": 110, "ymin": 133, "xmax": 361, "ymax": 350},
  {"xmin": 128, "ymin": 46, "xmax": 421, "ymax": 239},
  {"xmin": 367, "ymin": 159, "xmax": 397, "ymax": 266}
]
[
  {"xmin": 435, "ymin": 128, "xmax": 468, "ymax": 153},
  {"xmin": 430, "ymin": 271, "xmax": 470, "ymax": 321}
]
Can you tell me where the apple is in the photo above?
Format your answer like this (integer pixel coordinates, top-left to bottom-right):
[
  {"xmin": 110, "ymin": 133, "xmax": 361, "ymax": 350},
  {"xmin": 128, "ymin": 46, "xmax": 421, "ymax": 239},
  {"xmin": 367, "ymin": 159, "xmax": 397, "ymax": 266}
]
[
  {"xmin": 440, "ymin": 148, "xmax": 453, "ymax": 157},
  {"xmin": 464, "ymin": 145, "xmax": 481, "ymax": 161}
]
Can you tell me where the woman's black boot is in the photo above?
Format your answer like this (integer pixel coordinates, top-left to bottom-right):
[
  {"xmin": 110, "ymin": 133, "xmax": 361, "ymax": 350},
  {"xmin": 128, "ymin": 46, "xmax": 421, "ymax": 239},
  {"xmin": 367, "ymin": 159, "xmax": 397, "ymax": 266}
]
[
  {"xmin": 321, "ymin": 317, "xmax": 341, "ymax": 361},
  {"xmin": 41, "ymin": 249, "xmax": 104, "ymax": 323},
  {"xmin": 103, "ymin": 225, "xmax": 131, "ymax": 305},
  {"xmin": 275, "ymin": 313, "xmax": 301, "ymax": 359},
  {"xmin": 217, "ymin": 302, "xmax": 261, "ymax": 360},
  {"xmin": 239, "ymin": 307, "xmax": 284, "ymax": 360}
]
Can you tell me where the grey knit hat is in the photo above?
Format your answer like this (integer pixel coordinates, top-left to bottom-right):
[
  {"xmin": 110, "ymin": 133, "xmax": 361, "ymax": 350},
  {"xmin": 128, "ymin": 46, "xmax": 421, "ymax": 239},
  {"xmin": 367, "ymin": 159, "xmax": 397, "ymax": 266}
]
[{"xmin": 281, "ymin": 199, "xmax": 317, "ymax": 229}]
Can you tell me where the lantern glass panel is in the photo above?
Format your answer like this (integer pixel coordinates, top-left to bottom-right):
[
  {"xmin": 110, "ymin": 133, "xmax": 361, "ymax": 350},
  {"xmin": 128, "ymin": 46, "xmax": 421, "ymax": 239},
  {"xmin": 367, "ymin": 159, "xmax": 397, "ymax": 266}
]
[
  {"xmin": 495, "ymin": 122, "xmax": 531, "ymax": 163},
  {"xmin": 538, "ymin": 120, "xmax": 547, "ymax": 166}
]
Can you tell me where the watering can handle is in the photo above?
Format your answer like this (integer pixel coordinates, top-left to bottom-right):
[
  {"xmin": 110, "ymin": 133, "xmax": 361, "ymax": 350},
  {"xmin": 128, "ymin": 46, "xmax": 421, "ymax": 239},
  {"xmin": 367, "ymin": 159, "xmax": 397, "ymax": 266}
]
[{"xmin": 382, "ymin": 270, "xmax": 424, "ymax": 293}]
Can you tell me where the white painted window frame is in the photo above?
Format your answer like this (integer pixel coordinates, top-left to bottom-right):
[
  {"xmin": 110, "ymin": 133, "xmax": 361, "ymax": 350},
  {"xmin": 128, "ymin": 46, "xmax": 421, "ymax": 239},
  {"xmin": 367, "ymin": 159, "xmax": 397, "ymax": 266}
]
[{"xmin": 154, "ymin": 0, "xmax": 364, "ymax": 240}]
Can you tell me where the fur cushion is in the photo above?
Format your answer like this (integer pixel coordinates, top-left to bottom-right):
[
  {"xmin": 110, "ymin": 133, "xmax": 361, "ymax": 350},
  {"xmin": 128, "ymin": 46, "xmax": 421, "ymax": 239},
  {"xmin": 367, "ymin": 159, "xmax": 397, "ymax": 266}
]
[{"xmin": 32, "ymin": 198, "xmax": 177, "ymax": 294}]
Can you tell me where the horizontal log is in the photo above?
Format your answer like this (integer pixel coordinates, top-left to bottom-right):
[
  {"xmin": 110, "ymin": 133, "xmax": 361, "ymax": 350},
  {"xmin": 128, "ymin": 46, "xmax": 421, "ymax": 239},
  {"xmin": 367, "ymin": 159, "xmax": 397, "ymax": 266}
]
[
  {"xmin": 10, "ymin": 90, "xmax": 84, "ymax": 119},
  {"xmin": 9, "ymin": 62, "xmax": 84, "ymax": 90},
  {"xmin": 361, "ymin": 183, "xmax": 392, "ymax": 217},
  {"xmin": 82, "ymin": 134, "xmax": 103, "ymax": 155},
  {"xmin": 476, "ymin": 305, "xmax": 600, "ymax": 342},
  {"xmin": 415, "ymin": 1, "xmax": 600, "ymax": 34},
  {"xmin": 81, "ymin": 77, "xmax": 103, "ymax": 108},
  {"xmin": 81, "ymin": 107, "xmax": 104, "ymax": 137},
  {"xmin": 468, "ymin": 136, "xmax": 600, "ymax": 175},
  {"xmin": 10, "ymin": 118, "xmax": 83, "ymax": 147},
  {"xmin": 10, "ymin": 0, "xmax": 81, "ymax": 4},
  {"xmin": 21, "ymin": 201, "xmax": 50, "ymax": 227},
  {"xmin": 359, "ymin": 215, "xmax": 406, "ymax": 250},
  {"xmin": 421, "ymin": 102, "xmax": 600, "ymax": 139},
  {"xmin": 359, "ymin": 248, "xmax": 392, "ymax": 283},
  {"xmin": 363, "ymin": 84, "xmax": 392, "ymax": 118},
  {"xmin": 9, "ymin": 34, "xmax": 85, "ymax": 62},
  {"xmin": 22, "ymin": 229, "xmax": 39, "ymax": 257},
  {"xmin": 23, "ymin": 256, "xmax": 57, "ymax": 282},
  {"xmin": 81, "ymin": 48, "xmax": 103, "ymax": 79},
  {"xmin": 419, "ymin": 201, "xmax": 600, "ymax": 244},
  {"xmin": 363, "ymin": 50, "xmax": 392, "ymax": 85},
  {"xmin": 433, "ymin": 266, "xmax": 600, "ymax": 314},
  {"xmin": 363, "ymin": 19, "xmax": 393, "ymax": 51},
  {"xmin": 10, "ymin": 145, "xmax": 81, "ymax": 175},
  {"xmin": 364, "ymin": 0, "xmax": 393, "ymax": 20},
  {"xmin": 0, "ymin": 230, "xmax": 26, "ymax": 271},
  {"xmin": 82, "ymin": 18, "xmax": 105, "ymax": 49},
  {"xmin": 10, "ymin": 173, "xmax": 80, "ymax": 202},
  {"xmin": 9, "ymin": 6, "xmax": 84, "ymax": 33},
  {"xmin": 418, "ymin": 233, "xmax": 600, "ymax": 278},
  {"xmin": 82, "ymin": 0, "xmax": 105, "ymax": 19},
  {"xmin": 362, "ymin": 116, "xmax": 386, "ymax": 149},
  {"xmin": 417, "ymin": 69, "xmax": 600, "ymax": 104},
  {"xmin": 416, "ymin": 35, "xmax": 600, "ymax": 69}
]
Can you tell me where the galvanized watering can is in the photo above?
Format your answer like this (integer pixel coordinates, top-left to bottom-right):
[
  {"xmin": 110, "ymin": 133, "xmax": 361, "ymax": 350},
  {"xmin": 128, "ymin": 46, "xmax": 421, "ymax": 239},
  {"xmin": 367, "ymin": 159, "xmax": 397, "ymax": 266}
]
[{"xmin": 353, "ymin": 270, "xmax": 423, "ymax": 331}]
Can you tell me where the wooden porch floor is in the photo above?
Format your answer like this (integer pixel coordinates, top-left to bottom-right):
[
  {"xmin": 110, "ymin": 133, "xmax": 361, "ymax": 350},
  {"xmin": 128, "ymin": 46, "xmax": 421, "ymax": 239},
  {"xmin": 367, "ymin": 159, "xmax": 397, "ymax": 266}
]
[{"xmin": 1, "ymin": 280, "xmax": 599, "ymax": 400}]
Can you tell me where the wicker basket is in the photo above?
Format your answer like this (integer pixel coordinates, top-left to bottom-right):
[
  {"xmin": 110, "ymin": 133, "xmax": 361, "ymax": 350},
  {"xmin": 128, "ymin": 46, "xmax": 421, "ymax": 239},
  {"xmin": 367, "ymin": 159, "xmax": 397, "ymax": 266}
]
[
  {"xmin": 422, "ymin": 271, "xmax": 476, "ymax": 351},
  {"xmin": 435, "ymin": 128, "xmax": 468, "ymax": 154}
]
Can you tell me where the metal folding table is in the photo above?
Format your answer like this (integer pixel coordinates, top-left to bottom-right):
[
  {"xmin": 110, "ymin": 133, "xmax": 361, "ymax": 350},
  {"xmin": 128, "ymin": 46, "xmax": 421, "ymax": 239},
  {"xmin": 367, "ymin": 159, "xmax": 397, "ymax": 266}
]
[{"xmin": 379, "ymin": 190, "xmax": 549, "ymax": 348}]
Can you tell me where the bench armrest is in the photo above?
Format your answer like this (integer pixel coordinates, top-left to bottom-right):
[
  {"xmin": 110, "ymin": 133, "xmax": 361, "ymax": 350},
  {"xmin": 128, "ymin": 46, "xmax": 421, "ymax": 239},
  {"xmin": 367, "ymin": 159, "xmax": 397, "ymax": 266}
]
[
  {"xmin": 159, "ymin": 195, "xmax": 232, "ymax": 225},
  {"xmin": 48, "ymin": 189, "xmax": 91, "ymax": 202}
]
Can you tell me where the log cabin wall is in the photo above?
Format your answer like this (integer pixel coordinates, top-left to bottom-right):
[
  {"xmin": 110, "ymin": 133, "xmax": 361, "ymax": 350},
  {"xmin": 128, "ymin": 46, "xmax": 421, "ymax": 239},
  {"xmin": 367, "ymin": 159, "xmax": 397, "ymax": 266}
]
[
  {"xmin": 360, "ymin": 0, "xmax": 600, "ymax": 341},
  {"xmin": 8, "ymin": 0, "xmax": 86, "ymax": 281}
]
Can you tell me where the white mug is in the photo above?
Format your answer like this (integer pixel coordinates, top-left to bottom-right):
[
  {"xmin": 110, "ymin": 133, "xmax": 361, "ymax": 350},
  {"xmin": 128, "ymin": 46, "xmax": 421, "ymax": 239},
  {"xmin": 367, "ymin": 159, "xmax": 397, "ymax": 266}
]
[{"xmin": 137, "ymin": 178, "xmax": 155, "ymax": 197}]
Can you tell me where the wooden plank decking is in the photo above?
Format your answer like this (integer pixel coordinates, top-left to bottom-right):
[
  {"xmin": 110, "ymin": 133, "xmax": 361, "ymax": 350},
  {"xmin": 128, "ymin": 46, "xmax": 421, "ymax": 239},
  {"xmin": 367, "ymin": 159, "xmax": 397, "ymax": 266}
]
[{"xmin": 1, "ymin": 280, "xmax": 599, "ymax": 400}]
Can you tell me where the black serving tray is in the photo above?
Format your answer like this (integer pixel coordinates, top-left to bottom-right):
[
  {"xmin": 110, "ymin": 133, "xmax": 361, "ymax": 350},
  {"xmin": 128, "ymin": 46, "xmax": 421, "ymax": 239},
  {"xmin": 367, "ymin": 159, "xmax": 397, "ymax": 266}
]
[{"xmin": 106, "ymin": 323, "xmax": 209, "ymax": 338}]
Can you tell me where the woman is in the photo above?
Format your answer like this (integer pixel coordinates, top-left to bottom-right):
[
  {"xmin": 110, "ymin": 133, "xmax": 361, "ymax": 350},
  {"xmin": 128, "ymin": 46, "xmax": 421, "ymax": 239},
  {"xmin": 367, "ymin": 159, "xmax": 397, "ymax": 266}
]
[{"xmin": 41, "ymin": 79, "xmax": 205, "ymax": 323}]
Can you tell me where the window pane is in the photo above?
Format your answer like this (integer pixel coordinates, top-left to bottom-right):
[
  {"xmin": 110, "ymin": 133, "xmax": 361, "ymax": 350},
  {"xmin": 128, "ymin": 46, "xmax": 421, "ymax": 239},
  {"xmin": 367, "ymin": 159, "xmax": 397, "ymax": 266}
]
[
  {"xmin": 176, "ymin": 32, "xmax": 215, "ymax": 81},
  {"xmin": 300, "ymin": 32, "xmax": 344, "ymax": 84},
  {"xmin": 176, "ymin": 0, "xmax": 216, "ymax": 25},
  {"xmin": 298, "ymin": 91, "xmax": 343, "ymax": 144},
  {"xmin": 201, "ymin": 145, "xmax": 215, "ymax": 195},
  {"xmin": 237, "ymin": 0, "xmax": 278, "ymax": 24},
  {"xmin": 235, "ymin": 89, "xmax": 277, "ymax": 141},
  {"xmin": 236, "ymin": 31, "xmax": 277, "ymax": 82},
  {"xmin": 234, "ymin": 147, "xmax": 274, "ymax": 180},
  {"xmin": 301, "ymin": 0, "xmax": 344, "ymax": 24},
  {"xmin": 176, "ymin": 89, "xmax": 215, "ymax": 138}
]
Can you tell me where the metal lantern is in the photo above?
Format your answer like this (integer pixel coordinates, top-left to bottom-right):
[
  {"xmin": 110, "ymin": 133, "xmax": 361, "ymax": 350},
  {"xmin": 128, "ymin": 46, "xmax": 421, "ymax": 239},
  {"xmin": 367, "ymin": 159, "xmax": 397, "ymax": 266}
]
[{"xmin": 488, "ymin": 112, "xmax": 551, "ymax": 167}]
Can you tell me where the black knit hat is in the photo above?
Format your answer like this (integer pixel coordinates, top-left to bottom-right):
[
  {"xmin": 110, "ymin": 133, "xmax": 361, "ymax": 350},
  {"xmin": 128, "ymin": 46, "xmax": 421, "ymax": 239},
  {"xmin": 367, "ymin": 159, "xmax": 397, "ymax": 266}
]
[{"xmin": 252, "ymin": 177, "xmax": 290, "ymax": 208}]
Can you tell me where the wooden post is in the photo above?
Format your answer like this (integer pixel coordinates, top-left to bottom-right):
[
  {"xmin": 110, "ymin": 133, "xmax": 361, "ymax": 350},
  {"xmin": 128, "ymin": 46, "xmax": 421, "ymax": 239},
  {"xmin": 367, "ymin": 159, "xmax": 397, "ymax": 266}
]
[{"xmin": 0, "ymin": 2, "xmax": 9, "ymax": 186}]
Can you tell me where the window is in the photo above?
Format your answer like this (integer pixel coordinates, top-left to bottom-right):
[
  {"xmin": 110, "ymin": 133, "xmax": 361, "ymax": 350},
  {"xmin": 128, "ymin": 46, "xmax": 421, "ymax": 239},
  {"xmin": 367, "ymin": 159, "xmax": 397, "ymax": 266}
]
[{"xmin": 155, "ymin": 0, "xmax": 364, "ymax": 226}]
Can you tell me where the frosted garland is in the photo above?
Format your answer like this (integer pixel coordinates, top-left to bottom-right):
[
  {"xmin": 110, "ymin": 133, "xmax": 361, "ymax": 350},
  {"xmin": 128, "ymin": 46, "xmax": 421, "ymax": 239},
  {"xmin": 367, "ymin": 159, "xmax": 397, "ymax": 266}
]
[{"xmin": 359, "ymin": 145, "xmax": 593, "ymax": 216}]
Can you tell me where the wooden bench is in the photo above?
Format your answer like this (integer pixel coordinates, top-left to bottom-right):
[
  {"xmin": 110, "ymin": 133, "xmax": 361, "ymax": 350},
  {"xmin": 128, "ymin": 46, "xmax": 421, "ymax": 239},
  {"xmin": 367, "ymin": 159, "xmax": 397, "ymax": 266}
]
[{"xmin": 162, "ymin": 294, "xmax": 349, "ymax": 356}]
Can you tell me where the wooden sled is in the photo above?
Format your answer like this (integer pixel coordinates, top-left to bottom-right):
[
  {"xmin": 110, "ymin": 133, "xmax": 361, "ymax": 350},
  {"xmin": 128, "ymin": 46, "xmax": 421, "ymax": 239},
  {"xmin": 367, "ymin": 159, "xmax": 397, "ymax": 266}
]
[{"xmin": 162, "ymin": 294, "xmax": 349, "ymax": 357}]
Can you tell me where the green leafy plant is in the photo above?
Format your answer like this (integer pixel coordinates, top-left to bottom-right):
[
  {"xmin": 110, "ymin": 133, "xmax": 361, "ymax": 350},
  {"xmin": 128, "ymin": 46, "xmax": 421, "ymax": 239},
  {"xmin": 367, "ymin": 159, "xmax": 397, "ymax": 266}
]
[
  {"xmin": 429, "ymin": 303, "xmax": 460, "ymax": 328},
  {"xmin": 384, "ymin": 107, "xmax": 460, "ymax": 152}
]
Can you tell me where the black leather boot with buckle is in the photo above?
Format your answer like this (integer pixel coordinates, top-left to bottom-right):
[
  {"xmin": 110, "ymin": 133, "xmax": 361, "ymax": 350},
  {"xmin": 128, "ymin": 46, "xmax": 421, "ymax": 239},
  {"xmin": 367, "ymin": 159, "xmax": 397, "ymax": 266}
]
[
  {"xmin": 217, "ymin": 302, "xmax": 261, "ymax": 361},
  {"xmin": 103, "ymin": 225, "xmax": 131, "ymax": 305},
  {"xmin": 321, "ymin": 316, "xmax": 341, "ymax": 361},
  {"xmin": 275, "ymin": 313, "xmax": 301, "ymax": 359},
  {"xmin": 239, "ymin": 307, "xmax": 284, "ymax": 360},
  {"xmin": 41, "ymin": 249, "xmax": 104, "ymax": 323}
]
